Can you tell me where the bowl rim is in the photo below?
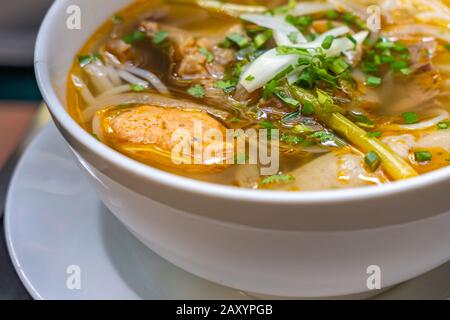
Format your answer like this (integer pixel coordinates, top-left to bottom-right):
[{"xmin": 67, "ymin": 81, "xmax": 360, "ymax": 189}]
[{"xmin": 34, "ymin": 0, "xmax": 450, "ymax": 205}]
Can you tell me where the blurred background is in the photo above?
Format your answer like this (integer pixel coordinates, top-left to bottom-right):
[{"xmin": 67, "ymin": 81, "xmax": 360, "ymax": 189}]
[
  {"xmin": 0, "ymin": 0, "xmax": 54, "ymax": 300},
  {"xmin": 0, "ymin": 0, "xmax": 53, "ymax": 171}
]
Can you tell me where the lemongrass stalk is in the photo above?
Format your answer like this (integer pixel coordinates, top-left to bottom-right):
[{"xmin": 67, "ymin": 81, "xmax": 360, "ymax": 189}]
[{"xmin": 288, "ymin": 85, "xmax": 418, "ymax": 180}]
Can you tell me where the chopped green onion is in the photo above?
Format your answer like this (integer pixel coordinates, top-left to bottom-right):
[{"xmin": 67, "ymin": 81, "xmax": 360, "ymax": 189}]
[
  {"xmin": 254, "ymin": 29, "xmax": 272, "ymax": 48},
  {"xmin": 214, "ymin": 80, "xmax": 237, "ymax": 93},
  {"xmin": 330, "ymin": 58, "xmax": 349, "ymax": 75},
  {"xmin": 376, "ymin": 40, "xmax": 395, "ymax": 49},
  {"xmin": 187, "ymin": 85, "xmax": 205, "ymax": 98},
  {"xmin": 321, "ymin": 35, "xmax": 335, "ymax": 49},
  {"xmin": 198, "ymin": 47, "xmax": 214, "ymax": 62},
  {"xmin": 261, "ymin": 174, "xmax": 295, "ymax": 185},
  {"xmin": 393, "ymin": 42, "xmax": 408, "ymax": 52},
  {"xmin": 367, "ymin": 131, "xmax": 382, "ymax": 138},
  {"xmin": 280, "ymin": 134, "xmax": 305, "ymax": 145},
  {"xmin": 296, "ymin": 67, "xmax": 316, "ymax": 89},
  {"xmin": 131, "ymin": 84, "xmax": 146, "ymax": 92},
  {"xmin": 262, "ymin": 80, "xmax": 278, "ymax": 100},
  {"xmin": 437, "ymin": 121, "xmax": 449, "ymax": 130},
  {"xmin": 402, "ymin": 112, "xmax": 419, "ymax": 124},
  {"xmin": 346, "ymin": 34, "xmax": 357, "ymax": 48},
  {"xmin": 274, "ymin": 90, "xmax": 300, "ymax": 108},
  {"xmin": 301, "ymin": 101, "xmax": 315, "ymax": 116},
  {"xmin": 343, "ymin": 13, "xmax": 355, "ymax": 23},
  {"xmin": 245, "ymin": 75, "xmax": 255, "ymax": 81},
  {"xmin": 414, "ymin": 150, "xmax": 432, "ymax": 162},
  {"xmin": 365, "ymin": 151, "xmax": 381, "ymax": 171},
  {"xmin": 367, "ymin": 76, "xmax": 382, "ymax": 87},
  {"xmin": 391, "ymin": 60, "xmax": 408, "ymax": 71},
  {"xmin": 227, "ymin": 33, "xmax": 249, "ymax": 48},
  {"xmin": 443, "ymin": 44, "xmax": 450, "ymax": 52},
  {"xmin": 400, "ymin": 68, "xmax": 411, "ymax": 75},
  {"xmin": 349, "ymin": 112, "xmax": 375, "ymax": 129},
  {"xmin": 111, "ymin": 14, "xmax": 123, "ymax": 24},
  {"xmin": 153, "ymin": 31, "xmax": 169, "ymax": 44},
  {"xmin": 78, "ymin": 55, "xmax": 96, "ymax": 67},
  {"xmin": 326, "ymin": 10, "xmax": 339, "ymax": 19},
  {"xmin": 261, "ymin": 120, "xmax": 276, "ymax": 130}
]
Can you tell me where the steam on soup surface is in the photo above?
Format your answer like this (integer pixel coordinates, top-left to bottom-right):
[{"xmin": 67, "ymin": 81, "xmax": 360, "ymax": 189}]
[{"xmin": 67, "ymin": 0, "xmax": 450, "ymax": 191}]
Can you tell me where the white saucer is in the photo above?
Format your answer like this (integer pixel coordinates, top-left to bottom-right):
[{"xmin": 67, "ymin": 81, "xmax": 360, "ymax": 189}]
[{"xmin": 5, "ymin": 124, "xmax": 450, "ymax": 300}]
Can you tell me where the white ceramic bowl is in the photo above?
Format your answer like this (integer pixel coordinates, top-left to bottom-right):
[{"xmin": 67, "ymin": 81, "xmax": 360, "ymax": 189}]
[{"xmin": 35, "ymin": 0, "xmax": 450, "ymax": 298}]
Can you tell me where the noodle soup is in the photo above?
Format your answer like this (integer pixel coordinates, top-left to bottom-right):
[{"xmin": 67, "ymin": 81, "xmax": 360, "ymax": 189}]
[{"xmin": 67, "ymin": 0, "xmax": 450, "ymax": 191}]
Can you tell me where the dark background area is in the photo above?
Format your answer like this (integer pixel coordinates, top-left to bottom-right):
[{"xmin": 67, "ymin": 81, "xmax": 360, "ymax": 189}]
[{"xmin": 0, "ymin": 66, "xmax": 39, "ymax": 300}]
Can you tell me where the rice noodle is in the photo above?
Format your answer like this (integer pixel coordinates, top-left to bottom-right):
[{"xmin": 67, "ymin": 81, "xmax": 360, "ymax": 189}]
[
  {"xmin": 71, "ymin": 74, "xmax": 96, "ymax": 105},
  {"xmin": 84, "ymin": 64, "xmax": 114, "ymax": 93},
  {"xmin": 117, "ymin": 70, "xmax": 149, "ymax": 87},
  {"xmin": 125, "ymin": 64, "xmax": 170, "ymax": 94},
  {"xmin": 381, "ymin": 109, "xmax": 449, "ymax": 131},
  {"xmin": 105, "ymin": 65, "xmax": 122, "ymax": 86},
  {"xmin": 96, "ymin": 84, "xmax": 133, "ymax": 99}
]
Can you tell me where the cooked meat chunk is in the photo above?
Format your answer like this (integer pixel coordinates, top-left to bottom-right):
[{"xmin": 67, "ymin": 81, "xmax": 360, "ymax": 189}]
[{"xmin": 140, "ymin": 20, "xmax": 236, "ymax": 80}]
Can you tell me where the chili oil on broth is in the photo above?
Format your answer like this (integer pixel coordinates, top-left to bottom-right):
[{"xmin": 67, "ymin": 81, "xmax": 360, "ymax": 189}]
[{"xmin": 66, "ymin": 0, "xmax": 450, "ymax": 191}]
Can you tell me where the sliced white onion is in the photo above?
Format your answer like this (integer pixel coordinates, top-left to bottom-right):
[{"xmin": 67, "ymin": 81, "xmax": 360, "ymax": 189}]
[
  {"xmin": 293, "ymin": 30, "xmax": 368, "ymax": 57},
  {"xmin": 383, "ymin": 24, "xmax": 450, "ymax": 43},
  {"xmin": 240, "ymin": 14, "xmax": 307, "ymax": 44},
  {"xmin": 239, "ymin": 48, "xmax": 299, "ymax": 92},
  {"xmin": 125, "ymin": 64, "xmax": 170, "ymax": 94},
  {"xmin": 382, "ymin": 109, "xmax": 449, "ymax": 131},
  {"xmin": 313, "ymin": 26, "xmax": 351, "ymax": 43},
  {"xmin": 292, "ymin": 2, "xmax": 335, "ymax": 16},
  {"xmin": 273, "ymin": 30, "xmax": 296, "ymax": 46}
]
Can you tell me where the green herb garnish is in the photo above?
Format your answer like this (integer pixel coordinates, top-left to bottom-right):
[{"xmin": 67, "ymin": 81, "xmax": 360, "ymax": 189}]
[
  {"xmin": 402, "ymin": 112, "xmax": 419, "ymax": 124},
  {"xmin": 321, "ymin": 35, "xmax": 335, "ymax": 50},
  {"xmin": 187, "ymin": 85, "xmax": 205, "ymax": 98},
  {"xmin": 367, "ymin": 131, "xmax": 382, "ymax": 138},
  {"xmin": 215, "ymin": 80, "xmax": 237, "ymax": 93},
  {"xmin": 367, "ymin": 76, "xmax": 382, "ymax": 87},
  {"xmin": 198, "ymin": 47, "xmax": 214, "ymax": 63},
  {"xmin": 227, "ymin": 33, "xmax": 249, "ymax": 48},
  {"xmin": 153, "ymin": 31, "xmax": 169, "ymax": 45},
  {"xmin": 274, "ymin": 90, "xmax": 300, "ymax": 107},
  {"xmin": 261, "ymin": 174, "xmax": 295, "ymax": 185},
  {"xmin": 111, "ymin": 14, "xmax": 123, "ymax": 24},
  {"xmin": 365, "ymin": 151, "xmax": 381, "ymax": 171},
  {"xmin": 124, "ymin": 31, "xmax": 146, "ymax": 44},
  {"xmin": 414, "ymin": 150, "xmax": 432, "ymax": 162},
  {"xmin": 131, "ymin": 84, "xmax": 146, "ymax": 92}
]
